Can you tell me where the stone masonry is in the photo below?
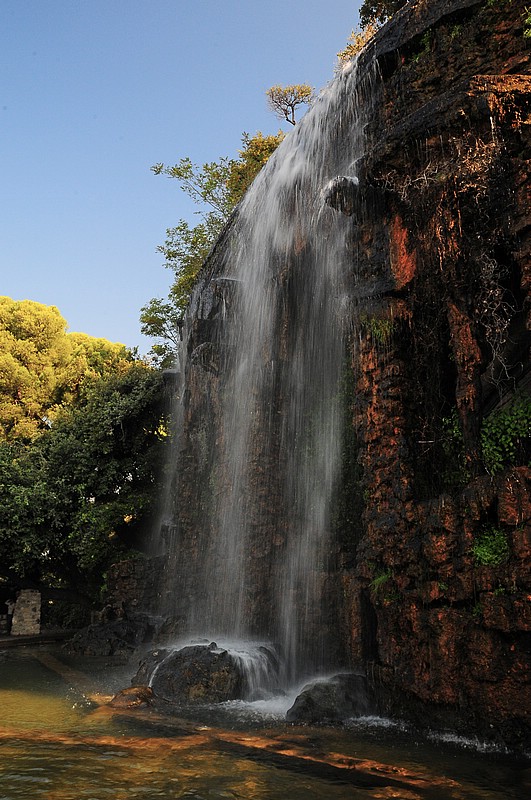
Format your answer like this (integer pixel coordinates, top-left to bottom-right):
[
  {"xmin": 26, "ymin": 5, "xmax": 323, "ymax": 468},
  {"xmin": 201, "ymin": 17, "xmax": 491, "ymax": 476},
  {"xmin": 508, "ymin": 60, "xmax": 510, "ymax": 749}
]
[{"xmin": 11, "ymin": 589, "xmax": 41, "ymax": 636}]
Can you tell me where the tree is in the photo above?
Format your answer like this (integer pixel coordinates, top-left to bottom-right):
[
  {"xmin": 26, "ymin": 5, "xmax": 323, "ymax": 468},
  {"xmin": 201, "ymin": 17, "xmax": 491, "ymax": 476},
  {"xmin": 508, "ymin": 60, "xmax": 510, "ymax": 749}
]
[
  {"xmin": 0, "ymin": 297, "xmax": 71, "ymax": 440},
  {"xmin": 226, "ymin": 131, "xmax": 284, "ymax": 204},
  {"xmin": 143, "ymin": 131, "xmax": 284, "ymax": 365},
  {"xmin": 0, "ymin": 297, "xmax": 134, "ymax": 441},
  {"xmin": 141, "ymin": 160, "xmax": 230, "ymax": 367},
  {"xmin": 359, "ymin": 0, "xmax": 407, "ymax": 27},
  {"xmin": 140, "ymin": 296, "xmax": 184, "ymax": 367},
  {"xmin": 0, "ymin": 365, "xmax": 167, "ymax": 601},
  {"xmin": 265, "ymin": 84, "xmax": 313, "ymax": 126},
  {"xmin": 55, "ymin": 331, "xmax": 135, "ymax": 405},
  {"xmin": 151, "ymin": 156, "xmax": 235, "ymax": 220}
]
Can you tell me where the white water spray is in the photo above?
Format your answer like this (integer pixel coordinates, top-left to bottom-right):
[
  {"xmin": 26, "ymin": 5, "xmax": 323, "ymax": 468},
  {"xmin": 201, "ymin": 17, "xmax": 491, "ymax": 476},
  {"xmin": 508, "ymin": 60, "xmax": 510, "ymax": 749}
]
[{"xmin": 165, "ymin": 57, "xmax": 377, "ymax": 686}]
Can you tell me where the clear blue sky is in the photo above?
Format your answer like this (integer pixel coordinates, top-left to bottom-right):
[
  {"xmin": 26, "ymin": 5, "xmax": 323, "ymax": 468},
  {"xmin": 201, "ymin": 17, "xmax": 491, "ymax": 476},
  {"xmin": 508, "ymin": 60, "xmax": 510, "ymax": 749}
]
[{"xmin": 2, "ymin": 0, "xmax": 361, "ymax": 354}]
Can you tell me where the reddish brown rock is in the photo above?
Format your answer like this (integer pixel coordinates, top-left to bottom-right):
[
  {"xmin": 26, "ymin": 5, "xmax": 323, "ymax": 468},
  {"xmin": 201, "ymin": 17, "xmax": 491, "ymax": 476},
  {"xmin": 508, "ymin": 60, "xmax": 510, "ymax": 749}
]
[{"xmin": 341, "ymin": 0, "xmax": 531, "ymax": 749}]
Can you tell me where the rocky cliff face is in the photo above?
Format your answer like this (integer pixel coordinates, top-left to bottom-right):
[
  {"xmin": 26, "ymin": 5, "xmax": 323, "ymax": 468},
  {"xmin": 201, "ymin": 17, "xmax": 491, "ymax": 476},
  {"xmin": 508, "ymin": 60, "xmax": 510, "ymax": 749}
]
[
  {"xmin": 339, "ymin": 0, "xmax": 531, "ymax": 747},
  {"xmin": 162, "ymin": 0, "xmax": 529, "ymax": 747}
]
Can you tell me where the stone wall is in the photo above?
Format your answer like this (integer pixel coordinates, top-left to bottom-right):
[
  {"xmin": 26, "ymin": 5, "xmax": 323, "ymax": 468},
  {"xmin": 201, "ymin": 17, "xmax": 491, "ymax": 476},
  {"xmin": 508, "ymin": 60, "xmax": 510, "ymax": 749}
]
[{"xmin": 11, "ymin": 590, "xmax": 41, "ymax": 636}]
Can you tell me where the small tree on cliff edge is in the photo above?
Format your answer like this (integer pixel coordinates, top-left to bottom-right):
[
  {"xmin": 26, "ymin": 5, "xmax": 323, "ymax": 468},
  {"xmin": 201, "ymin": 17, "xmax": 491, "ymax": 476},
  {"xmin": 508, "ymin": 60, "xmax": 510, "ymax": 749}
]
[
  {"xmin": 359, "ymin": 0, "xmax": 407, "ymax": 26},
  {"xmin": 266, "ymin": 84, "xmax": 313, "ymax": 126},
  {"xmin": 337, "ymin": 1, "xmax": 408, "ymax": 66}
]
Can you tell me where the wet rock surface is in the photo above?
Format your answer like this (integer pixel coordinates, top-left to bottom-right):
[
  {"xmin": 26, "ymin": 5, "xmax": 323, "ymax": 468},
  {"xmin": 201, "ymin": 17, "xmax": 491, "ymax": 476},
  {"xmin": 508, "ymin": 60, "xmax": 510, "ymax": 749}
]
[
  {"xmin": 109, "ymin": 685, "xmax": 155, "ymax": 708},
  {"xmin": 133, "ymin": 643, "xmax": 246, "ymax": 704},
  {"xmin": 287, "ymin": 673, "xmax": 375, "ymax": 724},
  {"xmin": 65, "ymin": 612, "xmax": 164, "ymax": 657}
]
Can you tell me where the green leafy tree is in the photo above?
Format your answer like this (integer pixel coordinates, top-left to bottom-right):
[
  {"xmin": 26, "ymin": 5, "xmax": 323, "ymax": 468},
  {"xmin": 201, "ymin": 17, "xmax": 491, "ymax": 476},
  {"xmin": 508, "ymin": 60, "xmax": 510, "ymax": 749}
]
[
  {"xmin": 226, "ymin": 131, "xmax": 284, "ymax": 204},
  {"xmin": 151, "ymin": 156, "xmax": 235, "ymax": 219},
  {"xmin": 265, "ymin": 84, "xmax": 313, "ymax": 126},
  {"xmin": 0, "ymin": 365, "xmax": 167, "ymax": 601},
  {"xmin": 0, "ymin": 297, "xmax": 134, "ymax": 441},
  {"xmin": 141, "ymin": 159, "xmax": 230, "ymax": 367},
  {"xmin": 0, "ymin": 439, "xmax": 50, "ymax": 580},
  {"xmin": 360, "ymin": 0, "xmax": 407, "ymax": 27},
  {"xmin": 0, "ymin": 297, "xmax": 71, "ymax": 440},
  {"xmin": 143, "ymin": 131, "xmax": 284, "ymax": 365},
  {"xmin": 56, "ymin": 331, "xmax": 135, "ymax": 405},
  {"xmin": 139, "ymin": 296, "xmax": 184, "ymax": 367}
]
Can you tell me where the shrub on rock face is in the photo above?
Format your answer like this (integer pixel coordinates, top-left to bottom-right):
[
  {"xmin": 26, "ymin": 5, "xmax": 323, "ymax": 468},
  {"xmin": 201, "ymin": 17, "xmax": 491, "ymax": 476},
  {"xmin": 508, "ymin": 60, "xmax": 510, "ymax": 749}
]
[{"xmin": 134, "ymin": 643, "xmax": 245, "ymax": 704}]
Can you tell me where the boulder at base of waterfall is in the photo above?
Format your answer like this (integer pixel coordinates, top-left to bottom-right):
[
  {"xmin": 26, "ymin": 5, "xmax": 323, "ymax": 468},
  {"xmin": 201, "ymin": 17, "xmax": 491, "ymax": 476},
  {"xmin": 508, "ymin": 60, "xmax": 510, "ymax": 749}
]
[
  {"xmin": 286, "ymin": 673, "xmax": 374, "ymax": 723},
  {"xmin": 133, "ymin": 647, "xmax": 171, "ymax": 685},
  {"xmin": 134, "ymin": 642, "xmax": 245, "ymax": 704}
]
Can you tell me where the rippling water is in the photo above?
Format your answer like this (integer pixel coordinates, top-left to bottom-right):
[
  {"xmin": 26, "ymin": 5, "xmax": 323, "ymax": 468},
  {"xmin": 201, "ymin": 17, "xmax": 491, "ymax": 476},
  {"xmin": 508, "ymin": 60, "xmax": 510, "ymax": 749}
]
[{"xmin": 0, "ymin": 649, "xmax": 528, "ymax": 799}]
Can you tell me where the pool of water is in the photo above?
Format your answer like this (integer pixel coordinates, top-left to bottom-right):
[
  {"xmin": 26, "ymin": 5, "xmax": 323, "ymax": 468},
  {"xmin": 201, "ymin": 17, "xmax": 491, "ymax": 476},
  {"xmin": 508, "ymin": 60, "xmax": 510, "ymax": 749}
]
[{"xmin": 0, "ymin": 648, "xmax": 528, "ymax": 799}]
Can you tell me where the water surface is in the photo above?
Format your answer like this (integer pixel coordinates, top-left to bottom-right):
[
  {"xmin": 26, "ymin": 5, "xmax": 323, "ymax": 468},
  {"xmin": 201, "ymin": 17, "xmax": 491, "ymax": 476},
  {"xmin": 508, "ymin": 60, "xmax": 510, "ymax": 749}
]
[{"xmin": 0, "ymin": 649, "xmax": 527, "ymax": 800}]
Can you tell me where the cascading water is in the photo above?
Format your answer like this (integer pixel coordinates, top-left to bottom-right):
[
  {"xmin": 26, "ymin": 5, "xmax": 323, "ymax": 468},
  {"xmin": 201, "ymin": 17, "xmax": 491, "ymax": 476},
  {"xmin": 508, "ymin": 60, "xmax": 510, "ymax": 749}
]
[{"xmin": 161, "ymin": 56, "xmax": 375, "ymax": 690}]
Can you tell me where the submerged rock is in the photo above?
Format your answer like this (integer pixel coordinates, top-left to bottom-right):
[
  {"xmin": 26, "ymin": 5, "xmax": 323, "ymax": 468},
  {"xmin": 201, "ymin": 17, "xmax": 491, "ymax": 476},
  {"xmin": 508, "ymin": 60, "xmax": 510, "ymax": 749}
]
[
  {"xmin": 286, "ymin": 673, "xmax": 374, "ymax": 724},
  {"xmin": 109, "ymin": 685, "xmax": 155, "ymax": 709}
]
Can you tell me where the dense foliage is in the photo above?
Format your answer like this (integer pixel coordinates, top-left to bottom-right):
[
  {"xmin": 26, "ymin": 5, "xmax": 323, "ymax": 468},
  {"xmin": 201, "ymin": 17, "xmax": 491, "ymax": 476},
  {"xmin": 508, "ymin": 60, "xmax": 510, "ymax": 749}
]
[
  {"xmin": 0, "ymin": 365, "xmax": 167, "ymax": 602},
  {"xmin": 0, "ymin": 297, "xmax": 168, "ymax": 609},
  {"xmin": 471, "ymin": 527, "xmax": 510, "ymax": 567},
  {"xmin": 438, "ymin": 393, "xmax": 531, "ymax": 492},
  {"xmin": 0, "ymin": 296, "xmax": 134, "ymax": 441},
  {"xmin": 359, "ymin": 0, "xmax": 407, "ymax": 26},
  {"xmin": 337, "ymin": 22, "xmax": 379, "ymax": 64},
  {"xmin": 481, "ymin": 395, "xmax": 531, "ymax": 475},
  {"xmin": 337, "ymin": 0, "xmax": 411, "ymax": 65}
]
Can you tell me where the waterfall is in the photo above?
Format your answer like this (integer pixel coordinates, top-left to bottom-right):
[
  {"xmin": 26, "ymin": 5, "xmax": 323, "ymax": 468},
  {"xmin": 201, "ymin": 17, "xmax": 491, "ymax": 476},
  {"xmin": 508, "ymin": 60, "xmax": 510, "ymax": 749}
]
[{"xmin": 164, "ymin": 57, "xmax": 374, "ymax": 686}]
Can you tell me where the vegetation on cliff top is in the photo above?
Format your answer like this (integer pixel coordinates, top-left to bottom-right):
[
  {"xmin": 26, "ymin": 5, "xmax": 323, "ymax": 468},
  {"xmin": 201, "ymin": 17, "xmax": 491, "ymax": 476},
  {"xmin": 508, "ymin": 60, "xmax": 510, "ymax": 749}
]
[
  {"xmin": 266, "ymin": 84, "xmax": 313, "ymax": 126},
  {"xmin": 359, "ymin": 0, "xmax": 407, "ymax": 27}
]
